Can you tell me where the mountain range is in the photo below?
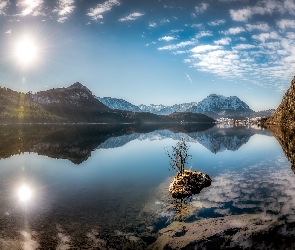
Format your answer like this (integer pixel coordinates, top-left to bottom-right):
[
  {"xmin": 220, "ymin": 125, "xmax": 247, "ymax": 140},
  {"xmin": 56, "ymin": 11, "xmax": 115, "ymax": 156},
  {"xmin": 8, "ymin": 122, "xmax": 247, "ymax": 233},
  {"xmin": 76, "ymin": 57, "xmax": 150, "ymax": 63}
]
[
  {"xmin": 0, "ymin": 82, "xmax": 274, "ymax": 124},
  {"xmin": 97, "ymin": 94, "xmax": 274, "ymax": 119},
  {"xmin": 0, "ymin": 82, "xmax": 215, "ymax": 124}
]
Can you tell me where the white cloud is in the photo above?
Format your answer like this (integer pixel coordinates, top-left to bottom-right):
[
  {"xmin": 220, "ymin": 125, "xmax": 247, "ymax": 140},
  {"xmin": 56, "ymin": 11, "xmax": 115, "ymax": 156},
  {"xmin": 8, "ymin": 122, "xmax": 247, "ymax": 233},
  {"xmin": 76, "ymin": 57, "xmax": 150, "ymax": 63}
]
[
  {"xmin": 171, "ymin": 29, "xmax": 183, "ymax": 33},
  {"xmin": 17, "ymin": 0, "xmax": 44, "ymax": 16},
  {"xmin": 208, "ymin": 19, "xmax": 226, "ymax": 26},
  {"xmin": 191, "ymin": 23, "xmax": 203, "ymax": 29},
  {"xmin": 196, "ymin": 30, "xmax": 213, "ymax": 39},
  {"xmin": 214, "ymin": 37, "xmax": 231, "ymax": 45},
  {"xmin": 158, "ymin": 41, "xmax": 196, "ymax": 51},
  {"xmin": 150, "ymin": 0, "xmax": 295, "ymax": 91},
  {"xmin": 158, "ymin": 36, "xmax": 177, "ymax": 42},
  {"xmin": 252, "ymin": 31, "xmax": 280, "ymax": 42},
  {"xmin": 87, "ymin": 0, "xmax": 120, "ymax": 21},
  {"xmin": 145, "ymin": 41, "xmax": 156, "ymax": 47},
  {"xmin": 0, "ymin": 0, "xmax": 9, "ymax": 15},
  {"xmin": 53, "ymin": 0, "xmax": 75, "ymax": 23},
  {"xmin": 233, "ymin": 44, "xmax": 256, "ymax": 50},
  {"xmin": 229, "ymin": 7, "xmax": 252, "ymax": 22},
  {"xmin": 246, "ymin": 23, "xmax": 270, "ymax": 32},
  {"xmin": 190, "ymin": 49, "xmax": 244, "ymax": 78},
  {"xmin": 191, "ymin": 45, "xmax": 222, "ymax": 54},
  {"xmin": 57, "ymin": 16, "xmax": 68, "ymax": 23},
  {"xmin": 277, "ymin": 19, "xmax": 295, "ymax": 30},
  {"xmin": 56, "ymin": 0, "xmax": 75, "ymax": 15},
  {"xmin": 284, "ymin": 0, "xmax": 295, "ymax": 14},
  {"xmin": 259, "ymin": 41, "xmax": 281, "ymax": 50},
  {"xmin": 195, "ymin": 2, "xmax": 209, "ymax": 13},
  {"xmin": 229, "ymin": 0, "xmax": 294, "ymax": 22},
  {"xmin": 239, "ymin": 37, "xmax": 247, "ymax": 42},
  {"xmin": 4, "ymin": 29, "xmax": 11, "ymax": 34},
  {"xmin": 119, "ymin": 12, "xmax": 144, "ymax": 22},
  {"xmin": 286, "ymin": 32, "xmax": 295, "ymax": 39},
  {"xmin": 149, "ymin": 22, "xmax": 157, "ymax": 28},
  {"xmin": 172, "ymin": 51, "xmax": 187, "ymax": 55},
  {"xmin": 223, "ymin": 27, "xmax": 245, "ymax": 35},
  {"xmin": 160, "ymin": 18, "xmax": 170, "ymax": 24}
]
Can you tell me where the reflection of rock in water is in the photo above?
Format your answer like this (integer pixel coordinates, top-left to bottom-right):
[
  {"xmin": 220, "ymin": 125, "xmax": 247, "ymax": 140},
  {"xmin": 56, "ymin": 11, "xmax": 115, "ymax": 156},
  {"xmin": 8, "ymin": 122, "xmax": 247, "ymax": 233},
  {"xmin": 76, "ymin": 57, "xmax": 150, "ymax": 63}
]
[
  {"xmin": 169, "ymin": 170, "xmax": 211, "ymax": 199},
  {"xmin": 266, "ymin": 76, "xmax": 295, "ymax": 173},
  {"xmin": 166, "ymin": 198, "xmax": 194, "ymax": 222},
  {"xmin": 267, "ymin": 125, "xmax": 295, "ymax": 173}
]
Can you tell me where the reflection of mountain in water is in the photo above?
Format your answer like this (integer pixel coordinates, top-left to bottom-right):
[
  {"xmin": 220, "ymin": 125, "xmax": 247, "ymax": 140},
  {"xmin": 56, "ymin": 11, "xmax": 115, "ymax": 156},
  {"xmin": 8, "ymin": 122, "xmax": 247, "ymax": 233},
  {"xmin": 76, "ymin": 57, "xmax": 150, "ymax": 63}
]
[
  {"xmin": 97, "ymin": 130, "xmax": 198, "ymax": 149},
  {"xmin": 99, "ymin": 126, "xmax": 272, "ymax": 153},
  {"xmin": 0, "ymin": 124, "xmax": 271, "ymax": 164},
  {"xmin": 0, "ymin": 124, "xmax": 212, "ymax": 164},
  {"xmin": 191, "ymin": 132, "xmax": 250, "ymax": 153},
  {"xmin": 189, "ymin": 126, "xmax": 272, "ymax": 153},
  {"xmin": 267, "ymin": 125, "xmax": 295, "ymax": 172}
]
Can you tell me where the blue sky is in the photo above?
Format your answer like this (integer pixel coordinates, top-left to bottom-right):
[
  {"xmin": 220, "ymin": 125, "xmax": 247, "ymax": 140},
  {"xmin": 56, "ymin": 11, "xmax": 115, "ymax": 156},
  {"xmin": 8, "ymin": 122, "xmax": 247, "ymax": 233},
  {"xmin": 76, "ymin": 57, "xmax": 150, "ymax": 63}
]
[{"xmin": 1, "ymin": 0, "xmax": 295, "ymax": 111}]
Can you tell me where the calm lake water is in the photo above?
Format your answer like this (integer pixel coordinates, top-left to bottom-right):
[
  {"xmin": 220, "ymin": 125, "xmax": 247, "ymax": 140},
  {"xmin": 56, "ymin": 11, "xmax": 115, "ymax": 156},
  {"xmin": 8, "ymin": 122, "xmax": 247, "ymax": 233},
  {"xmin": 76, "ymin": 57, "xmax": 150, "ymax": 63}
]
[{"xmin": 0, "ymin": 124, "xmax": 294, "ymax": 249}]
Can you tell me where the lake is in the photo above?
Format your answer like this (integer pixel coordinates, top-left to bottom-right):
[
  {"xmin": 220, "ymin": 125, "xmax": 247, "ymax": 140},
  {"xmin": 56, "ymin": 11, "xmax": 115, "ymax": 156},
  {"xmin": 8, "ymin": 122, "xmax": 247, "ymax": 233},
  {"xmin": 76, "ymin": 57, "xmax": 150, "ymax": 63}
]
[{"xmin": 0, "ymin": 123, "xmax": 294, "ymax": 249}]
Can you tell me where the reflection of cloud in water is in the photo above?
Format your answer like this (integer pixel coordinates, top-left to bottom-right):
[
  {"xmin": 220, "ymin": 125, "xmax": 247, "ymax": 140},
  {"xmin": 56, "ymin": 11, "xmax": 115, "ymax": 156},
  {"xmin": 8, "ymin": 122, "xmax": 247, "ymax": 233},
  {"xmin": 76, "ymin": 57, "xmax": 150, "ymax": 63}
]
[
  {"xmin": 86, "ymin": 229, "xmax": 106, "ymax": 249},
  {"xmin": 148, "ymin": 160, "xmax": 295, "ymax": 250},
  {"xmin": 145, "ymin": 154, "xmax": 295, "ymax": 237},
  {"xmin": 56, "ymin": 225, "xmax": 71, "ymax": 250},
  {"xmin": 192, "ymin": 156, "xmax": 295, "ymax": 220},
  {"xmin": 115, "ymin": 230, "xmax": 141, "ymax": 242},
  {"xmin": 20, "ymin": 231, "xmax": 39, "ymax": 250}
]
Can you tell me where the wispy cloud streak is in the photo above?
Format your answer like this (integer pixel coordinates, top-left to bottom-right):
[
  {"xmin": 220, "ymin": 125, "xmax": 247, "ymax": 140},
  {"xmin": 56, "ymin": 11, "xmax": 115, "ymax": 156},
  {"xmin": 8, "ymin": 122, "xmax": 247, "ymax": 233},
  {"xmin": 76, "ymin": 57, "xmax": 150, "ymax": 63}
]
[
  {"xmin": 53, "ymin": 0, "xmax": 75, "ymax": 23},
  {"xmin": 87, "ymin": 0, "xmax": 120, "ymax": 21},
  {"xmin": 119, "ymin": 12, "xmax": 144, "ymax": 22}
]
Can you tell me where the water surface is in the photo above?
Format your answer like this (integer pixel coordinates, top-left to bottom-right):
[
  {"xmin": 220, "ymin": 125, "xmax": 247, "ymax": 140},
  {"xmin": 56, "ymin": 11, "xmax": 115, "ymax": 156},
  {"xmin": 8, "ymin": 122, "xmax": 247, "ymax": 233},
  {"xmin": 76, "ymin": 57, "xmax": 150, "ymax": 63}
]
[{"xmin": 0, "ymin": 124, "xmax": 293, "ymax": 249}]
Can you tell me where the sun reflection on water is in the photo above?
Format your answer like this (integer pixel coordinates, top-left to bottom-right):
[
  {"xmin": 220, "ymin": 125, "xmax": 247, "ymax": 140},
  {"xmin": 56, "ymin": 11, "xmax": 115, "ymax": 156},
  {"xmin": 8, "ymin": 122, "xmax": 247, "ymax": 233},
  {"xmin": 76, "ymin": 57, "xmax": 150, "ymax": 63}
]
[{"xmin": 18, "ymin": 184, "xmax": 32, "ymax": 202}]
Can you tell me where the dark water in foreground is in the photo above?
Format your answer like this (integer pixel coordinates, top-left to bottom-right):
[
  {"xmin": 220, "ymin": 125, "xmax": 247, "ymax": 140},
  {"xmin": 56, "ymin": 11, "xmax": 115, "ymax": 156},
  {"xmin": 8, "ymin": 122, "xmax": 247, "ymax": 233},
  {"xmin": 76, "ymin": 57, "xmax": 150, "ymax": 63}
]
[{"xmin": 0, "ymin": 124, "xmax": 294, "ymax": 249}]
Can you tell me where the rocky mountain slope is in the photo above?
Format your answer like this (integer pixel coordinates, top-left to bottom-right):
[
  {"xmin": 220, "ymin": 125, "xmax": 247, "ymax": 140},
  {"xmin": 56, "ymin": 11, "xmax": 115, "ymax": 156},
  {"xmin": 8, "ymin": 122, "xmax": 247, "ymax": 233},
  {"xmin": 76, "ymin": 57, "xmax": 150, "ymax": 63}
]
[
  {"xmin": 0, "ymin": 87, "xmax": 64, "ymax": 123},
  {"xmin": 31, "ymin": 82, "xmax": 126, "ymax": 123},
  {"xmin": 266, "ymin": 77, "xmax": 295, "ymax": 127}
]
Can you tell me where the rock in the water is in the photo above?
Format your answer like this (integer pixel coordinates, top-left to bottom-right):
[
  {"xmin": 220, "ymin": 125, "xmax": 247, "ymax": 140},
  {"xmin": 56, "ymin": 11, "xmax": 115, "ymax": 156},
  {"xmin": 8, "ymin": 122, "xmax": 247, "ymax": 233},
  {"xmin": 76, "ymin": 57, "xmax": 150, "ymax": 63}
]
[{"xmin": 169, "ymin": 170, "xmax": 211, "ymax": 199}]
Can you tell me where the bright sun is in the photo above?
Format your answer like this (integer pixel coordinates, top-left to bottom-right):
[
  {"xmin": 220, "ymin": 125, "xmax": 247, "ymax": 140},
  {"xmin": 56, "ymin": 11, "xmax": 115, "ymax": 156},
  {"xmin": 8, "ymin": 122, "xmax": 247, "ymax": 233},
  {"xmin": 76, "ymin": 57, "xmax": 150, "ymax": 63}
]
[{"xmin": 14, "ymin": 37, "xmax": 38, "ymax": 66}]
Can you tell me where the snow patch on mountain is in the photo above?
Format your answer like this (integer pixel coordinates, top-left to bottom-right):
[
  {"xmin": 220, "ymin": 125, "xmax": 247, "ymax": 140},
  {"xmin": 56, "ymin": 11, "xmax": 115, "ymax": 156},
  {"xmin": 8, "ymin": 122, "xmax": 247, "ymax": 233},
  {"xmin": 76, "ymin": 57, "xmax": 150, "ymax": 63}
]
[
  {"xmin": 138, "ymin": 103, "xmax": 198, "ymax": 115},
  {"xmin": 96, "ymin": 97, "xmax": 141, "ymax": 112}
]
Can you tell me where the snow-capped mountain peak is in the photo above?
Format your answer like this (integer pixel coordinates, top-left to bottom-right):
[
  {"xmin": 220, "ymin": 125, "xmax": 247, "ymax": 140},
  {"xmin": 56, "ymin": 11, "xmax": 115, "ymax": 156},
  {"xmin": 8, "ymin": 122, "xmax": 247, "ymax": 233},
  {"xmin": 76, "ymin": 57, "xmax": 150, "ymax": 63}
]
[{"xmin": 189, "ymin": 94, "xmax": 252, "ymax": 113}]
